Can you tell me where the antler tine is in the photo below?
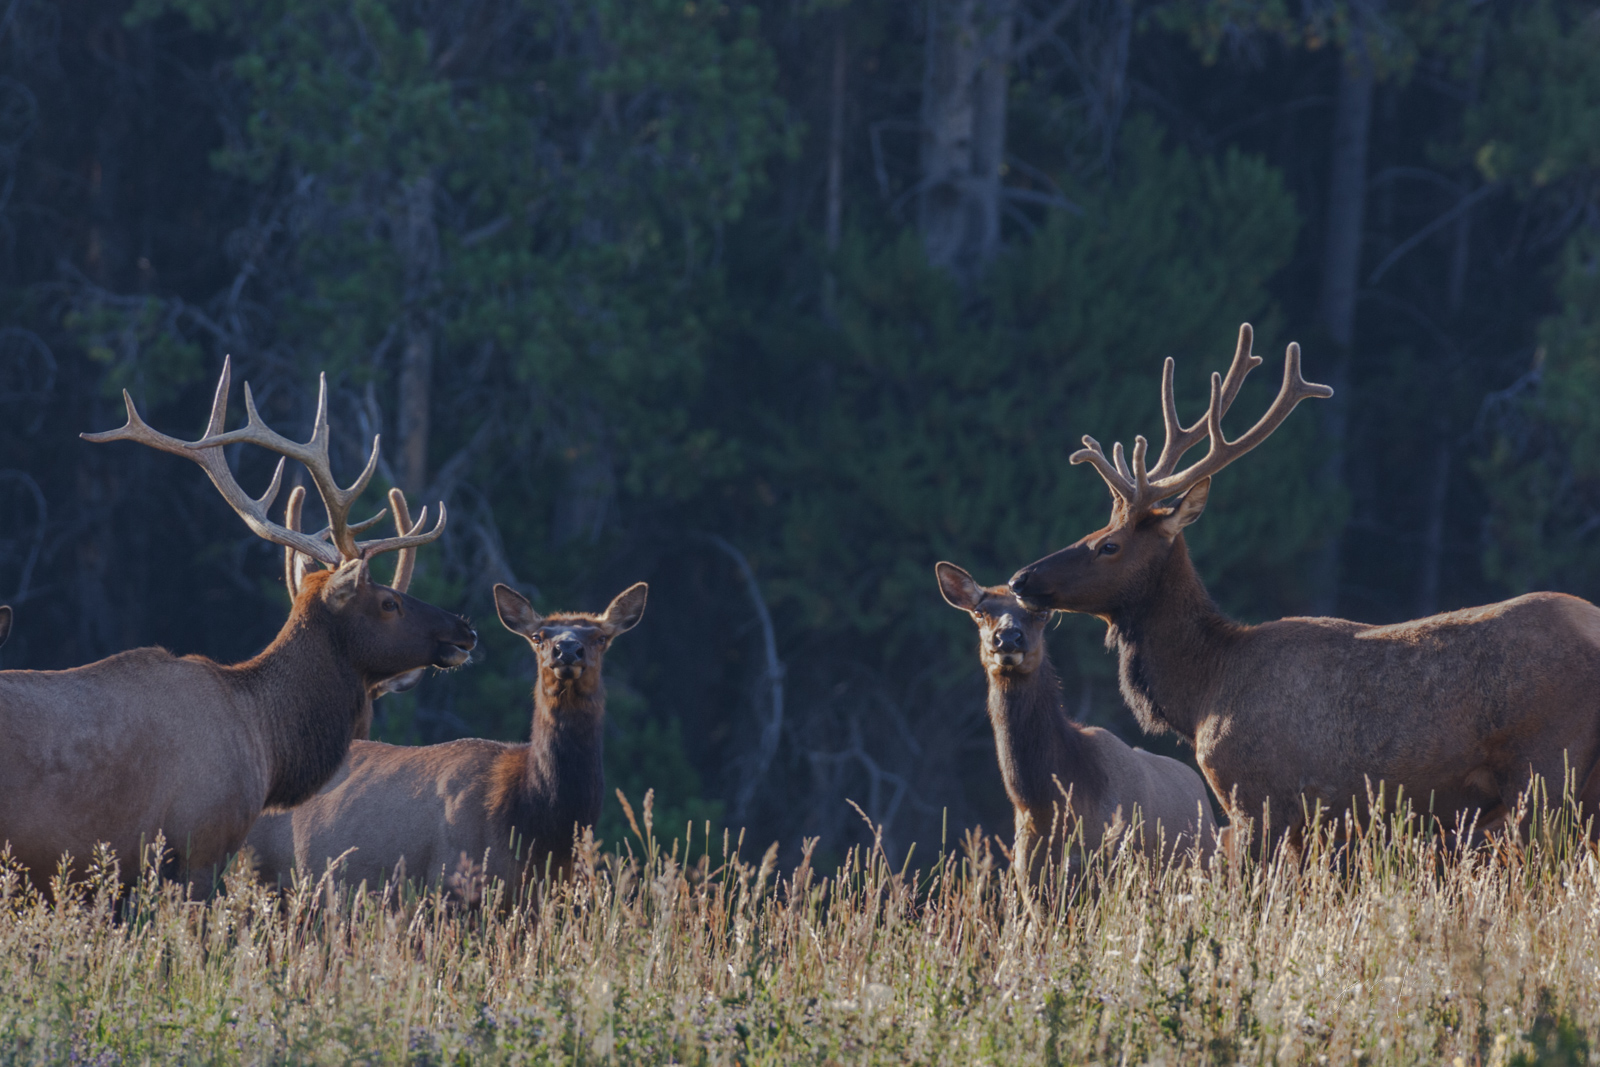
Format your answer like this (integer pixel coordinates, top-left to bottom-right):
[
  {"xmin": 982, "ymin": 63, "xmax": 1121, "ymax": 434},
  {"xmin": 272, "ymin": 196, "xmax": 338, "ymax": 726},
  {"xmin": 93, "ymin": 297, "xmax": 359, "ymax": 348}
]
[
  {"xmin": 354, "ymin": 500, "xmax": 447, "ymax": 563},
  {"xmin": 210, "ymin": 374, "xmax": 381, "ymax": 561},
  {"xmin": 1214, "ymin": 323, "xmax": 1264, "ymax": 424},
  {"xmin": 1146, "ymin": 339, "xmax": 1333, "ymax": 500},
  {"xmin": 282, "ymin": 485, "xmax": 387, "ymax": 599},
  {"xmin": 1070, "ymin": 435, "xmax": 1138, "ymax": 503},
  {"xmin": 1147, "ymin": 326, "xmax": 1264, "ymax": 484},
  {"xmin": 384, "ymin": 488, "xmax": 419, "ymax": 593},
  {"xmin": 81, "ymin": 360, "xmax": 345, "ymax": 567},
  {"xmin": 283, "ymin": 485, "xmax": 318, "ymax": 600}
]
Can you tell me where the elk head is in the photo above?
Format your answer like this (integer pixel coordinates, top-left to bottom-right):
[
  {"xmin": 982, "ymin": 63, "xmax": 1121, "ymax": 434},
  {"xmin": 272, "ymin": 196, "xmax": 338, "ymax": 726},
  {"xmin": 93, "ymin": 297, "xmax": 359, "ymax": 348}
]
[
  {"xmin": 1009, "ymin": 324, "xmax": 1332, "ymax": 616},
  {"xmin": 494, "ymin": 583, "xmax": 648, "ymax": 700},
  {"xmin": 83, "ymin": 357, "xmax": 477, "ymax": 682},
  {"xmin": 937, "ymin": 563, "xmax": 1051, "ymax": 677}
]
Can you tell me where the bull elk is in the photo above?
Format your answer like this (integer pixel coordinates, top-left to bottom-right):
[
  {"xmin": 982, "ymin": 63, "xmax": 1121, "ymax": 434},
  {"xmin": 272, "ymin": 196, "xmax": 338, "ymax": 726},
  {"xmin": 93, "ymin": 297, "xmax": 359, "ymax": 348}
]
[
  {"xmin": 0, "ymin": 360, "xmax": 477, "ymax": 892},
  {"xmin": 244, "ymin": 582, "xmax": 647, "ymax": 901},
  {"xmin": 1008, "ymin": 324, "xmax": 1600, "ymax": 848},
  {"xmin": 937, "ymin": 563, "xmax": 1214, "ymax": 875}
]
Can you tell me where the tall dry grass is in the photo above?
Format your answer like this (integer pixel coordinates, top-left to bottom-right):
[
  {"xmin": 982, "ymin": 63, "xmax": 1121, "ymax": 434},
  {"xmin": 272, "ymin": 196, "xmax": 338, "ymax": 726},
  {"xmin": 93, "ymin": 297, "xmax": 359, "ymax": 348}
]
[{"xmin": 2, "ymin": 789, "xmax": 1598, "ymax": 1066}]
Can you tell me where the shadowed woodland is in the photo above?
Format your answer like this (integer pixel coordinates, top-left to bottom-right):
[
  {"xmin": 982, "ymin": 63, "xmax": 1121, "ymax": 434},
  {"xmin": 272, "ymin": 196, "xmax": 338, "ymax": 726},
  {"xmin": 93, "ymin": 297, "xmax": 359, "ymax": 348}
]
[{"xmin": 0, "ymin": 0, "xmax": 1597, "ymax": 863}]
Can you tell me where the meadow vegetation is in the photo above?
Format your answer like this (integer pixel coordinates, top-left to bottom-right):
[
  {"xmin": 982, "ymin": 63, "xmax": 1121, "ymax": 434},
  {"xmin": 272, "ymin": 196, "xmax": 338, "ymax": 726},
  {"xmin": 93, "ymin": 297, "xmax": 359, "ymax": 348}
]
[{"xmin": 4, "ymin": 792, "xmax": 1598, "ymax": 1066}]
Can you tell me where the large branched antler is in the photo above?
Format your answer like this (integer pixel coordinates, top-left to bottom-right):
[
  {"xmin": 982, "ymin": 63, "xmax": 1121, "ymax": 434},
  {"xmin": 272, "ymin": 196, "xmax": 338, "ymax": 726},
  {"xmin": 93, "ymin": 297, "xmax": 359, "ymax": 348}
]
[
  {"xmin": 83, "ymin": 356, "xmax": 447, "ymax": 568},
  {"xmin": 1072, "ymin": 324, "xmax": 1333, "ymax": 518}
]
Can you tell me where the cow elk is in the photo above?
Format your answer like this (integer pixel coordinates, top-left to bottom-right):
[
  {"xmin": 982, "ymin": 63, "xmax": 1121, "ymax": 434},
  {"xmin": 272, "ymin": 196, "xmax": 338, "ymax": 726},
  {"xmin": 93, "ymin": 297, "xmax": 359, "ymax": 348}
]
[
  {"xmin": 244, "ymin": 582, "xmax": 647, "ymax": 903},
  {"xmin": 0, "ymin": 359, "xmax": 477, "ymax": 893},
  {"xmin": 1008, "ymin": 324, "xmax": 1600, "ymax": 849},
  {"xmin": 938, "ymin": 563, "xmax": 1214, "ymax": 876}
]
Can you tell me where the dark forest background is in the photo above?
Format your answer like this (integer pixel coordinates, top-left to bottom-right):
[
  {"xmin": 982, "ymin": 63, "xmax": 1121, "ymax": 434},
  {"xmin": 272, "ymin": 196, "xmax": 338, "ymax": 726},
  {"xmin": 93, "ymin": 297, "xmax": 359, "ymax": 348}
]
[{"xmin": 0, "ymin": 0, "xmax": 1596, "ymax": 861}]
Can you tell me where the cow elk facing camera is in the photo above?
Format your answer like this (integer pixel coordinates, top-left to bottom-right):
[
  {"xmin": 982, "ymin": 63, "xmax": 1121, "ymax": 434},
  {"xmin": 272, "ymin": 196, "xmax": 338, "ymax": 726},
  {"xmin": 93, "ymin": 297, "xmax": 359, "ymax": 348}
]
[
  {"xmin": 245, "ymin": 582, "xmax": 648, "ymax": 904},
  {"xmin": 938, "ymin": 562, "xmax": 1214, "ymax": 878}
]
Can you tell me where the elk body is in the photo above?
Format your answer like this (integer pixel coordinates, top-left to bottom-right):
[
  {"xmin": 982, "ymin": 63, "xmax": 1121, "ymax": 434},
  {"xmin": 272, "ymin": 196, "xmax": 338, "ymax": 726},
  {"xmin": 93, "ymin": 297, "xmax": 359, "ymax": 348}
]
[
  {"xmin": 1009, "ymin": 325, "xmax": 1600, "ymax": 849},
  {"xmin": 0, "ymin": 362, "xmax": 476, "ymax": 891},
  {"xmin": 245, "ymin": 582, "xmax": 647, "ymax": 901},
  {"xmin": 938, "ymin": 563, "xmax": 1214, "ymax": 874}
]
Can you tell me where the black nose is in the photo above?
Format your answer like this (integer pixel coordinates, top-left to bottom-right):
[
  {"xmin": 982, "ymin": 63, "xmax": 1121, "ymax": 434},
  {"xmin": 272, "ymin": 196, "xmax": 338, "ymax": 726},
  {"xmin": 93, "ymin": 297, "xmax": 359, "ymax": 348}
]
[
  {"xmin": 994, "ymin": 628, "xmax": 1024, "ymax": 653},
  {"xmin": 555, "ymin": 640, "xmax": 584, "ymax": 664},
  {"xmin": 1010, "ymin": 571, "xmax": 1031, "ymax": 595}
]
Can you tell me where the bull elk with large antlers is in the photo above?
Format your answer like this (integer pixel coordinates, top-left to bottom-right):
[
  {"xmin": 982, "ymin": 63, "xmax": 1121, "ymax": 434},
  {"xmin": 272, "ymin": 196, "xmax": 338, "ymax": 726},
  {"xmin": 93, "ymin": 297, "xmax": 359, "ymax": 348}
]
[
  {"xmin": 1008, "ymin": 324, "xmax": 1600, "ymax": 849},
  {"xmin": 0, "ymin": 360, "xmax": 477, "ymax": 892},
  {"xmin": 244, "ymin": 581, "xmax": 646, "ymax": 902},
  {"xmin": 937, "ymin": 563, "xmax": 1214, "ymax": 875}
]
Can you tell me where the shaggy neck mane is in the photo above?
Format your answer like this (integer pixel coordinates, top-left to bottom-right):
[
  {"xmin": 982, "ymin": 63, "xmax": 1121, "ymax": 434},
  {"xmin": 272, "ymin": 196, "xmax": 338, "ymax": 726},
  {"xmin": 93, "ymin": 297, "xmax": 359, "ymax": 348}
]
[
  {"xmin": 989, "ymin": 651, "xmax": 1107, "ymax": 816},
  {"xmin": 233, "ymin": 574, "xmax": 367, "ymax": 808},
  {"xmin": 492, "ymin": 648, "xmax": 607, "ymax": 865},
  {"xmin": 1105, "ymin": 535, "xmax": 1243, "ymax": 741}
]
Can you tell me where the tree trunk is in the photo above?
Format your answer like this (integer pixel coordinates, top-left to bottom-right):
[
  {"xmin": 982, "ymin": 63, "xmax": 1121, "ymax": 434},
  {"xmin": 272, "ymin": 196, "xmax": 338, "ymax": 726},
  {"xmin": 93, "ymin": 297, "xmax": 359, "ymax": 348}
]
[
  {"xmin": 1308, "ymin": 40, "xmax": 1374, "ymax": 615},
  {"xmin": 919, "ymin": 0, "xmax": 1014, "ymax": 284},
  {"xmin": 822, "ymin": 19, "xmax": 846, "ymax": 319},
  {"xmin": 397, "ymin": 173, "xmax": 439, "ymax": 497}
]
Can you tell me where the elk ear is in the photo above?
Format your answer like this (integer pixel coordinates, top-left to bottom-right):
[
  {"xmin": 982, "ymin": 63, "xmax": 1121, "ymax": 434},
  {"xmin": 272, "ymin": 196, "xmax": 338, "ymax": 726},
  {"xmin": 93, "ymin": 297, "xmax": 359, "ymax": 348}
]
[
  {"xmin": 322, "ymin": 559, "xmax": 371, "ymax": 610},
  {"xmin": 0, "ymin": 605, "xmax": 11, "ymax": 648},
  {"xmin": 936, "ymin": 562, "xmax": 983, "ymax": 611},
  {"xmin": 1158, "ymin": 477, "xmax": 1211, "ymax": 537},
  {"xmin": 600, "ymin": 582, "xmax": 649, "ymax": 635},
  {"xmin": 494, "ymin": 583, "xmax": 544, "ymax": 636}
]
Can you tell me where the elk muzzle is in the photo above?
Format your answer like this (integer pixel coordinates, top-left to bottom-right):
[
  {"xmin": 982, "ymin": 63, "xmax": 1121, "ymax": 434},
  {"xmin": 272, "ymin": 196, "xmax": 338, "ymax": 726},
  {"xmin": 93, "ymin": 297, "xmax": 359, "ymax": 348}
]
[
  {"xmin": 434, "ymin": 616, "xmax": 477, "ymax": 668},
  {"xmin": 552, "ymin": 637, "xmax": 585, "ymax": 679},
  {"xmin": 1009, "ymin": 542, "xmax": 1093, "ymax": 612},
  {"xmin": 992, "ymin": 626, "xmax": 1026, "ymax": 666}
]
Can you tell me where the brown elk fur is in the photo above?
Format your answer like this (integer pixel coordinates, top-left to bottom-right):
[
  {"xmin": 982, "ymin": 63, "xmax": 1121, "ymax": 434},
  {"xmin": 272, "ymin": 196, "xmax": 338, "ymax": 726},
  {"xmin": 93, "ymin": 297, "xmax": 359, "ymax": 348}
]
[
  {"xmin": 0, "ymin": 565, "xmax": 476, "ymax": 892},
  {"xmin": 245, "ymin": 582, "xmax": 647, "ymax": 901},
  {"xmin": 1013, "ymin": 449, "xmax": 1600, "ymax": 851},
  {"xmin": 938, "ymin": 563, "xmax": 1214, "ymax": 874}
]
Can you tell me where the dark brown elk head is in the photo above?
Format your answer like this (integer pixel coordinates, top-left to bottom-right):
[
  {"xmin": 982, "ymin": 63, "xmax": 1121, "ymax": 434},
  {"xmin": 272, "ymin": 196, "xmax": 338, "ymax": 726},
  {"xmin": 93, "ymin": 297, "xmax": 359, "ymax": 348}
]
[
  {"xmin": 1009, "ymin": 324, "xmax": 1332, "ymax": 615},
  {"xmin": 83, "ymin": 358, "xmax": 477, "ymax": 683},
  {"xmin": 936, "ymin": 563, "xmax": 1051, "ymax": 677},
  {"xmin": 494, "ymin": 583, "xmax": 648, "ymax": 700}
]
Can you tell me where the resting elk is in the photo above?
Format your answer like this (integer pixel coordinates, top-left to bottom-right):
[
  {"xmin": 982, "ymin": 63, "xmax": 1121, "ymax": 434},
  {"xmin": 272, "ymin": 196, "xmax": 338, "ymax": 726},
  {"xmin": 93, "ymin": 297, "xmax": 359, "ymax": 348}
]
[
  {"xmin": 244, "ymin": 581, "xmax": 647, "ymax": 902},
  {"xmin": 1008, "ymin": 324, "xmax": 1600, "ymax": 850},
  {"xmin": 938, "ymin": 563, "xmax": 1214, "ymax": 875},
  {"xmin": 0, "ymin": 360, "xmax": 477, "ymax": 892}
]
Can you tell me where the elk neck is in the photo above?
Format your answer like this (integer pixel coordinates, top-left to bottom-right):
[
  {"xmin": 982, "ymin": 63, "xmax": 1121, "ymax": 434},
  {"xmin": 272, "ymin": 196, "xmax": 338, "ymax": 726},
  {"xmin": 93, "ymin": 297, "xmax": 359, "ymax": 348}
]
[
  {"xmin": 495, "ymin": 671, "xmax": 608, "ymax": 858},
  {"xmin": 233, "ymin": 595, "xmax": 368, "ymax": 808},
  {"xmin": 987, "ymin": 649, "xmax": 1107, "ymax": 817},
  {"xmin": 1103, "ymin": 534, "xmax": 1243, "ymax": 742}
]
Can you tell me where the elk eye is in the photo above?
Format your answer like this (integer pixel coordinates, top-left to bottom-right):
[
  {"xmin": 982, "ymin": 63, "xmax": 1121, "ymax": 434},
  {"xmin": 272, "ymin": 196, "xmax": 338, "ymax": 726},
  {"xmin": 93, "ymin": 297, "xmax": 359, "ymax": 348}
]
[
  {"xmin": 382, "ymin": 599, "xmax": 398, "ymax": 612},
  {"xmin": 1099, "ymin": 542, "xmax": 1120, "ymax": 556}
]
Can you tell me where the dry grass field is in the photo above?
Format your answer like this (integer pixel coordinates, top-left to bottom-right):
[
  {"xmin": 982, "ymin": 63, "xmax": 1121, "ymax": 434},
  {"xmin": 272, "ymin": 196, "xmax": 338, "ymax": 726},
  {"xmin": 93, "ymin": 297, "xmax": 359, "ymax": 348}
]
[{"xmin": 3, "ymin": 792, "xmax": 1599, "ymax": 1066}]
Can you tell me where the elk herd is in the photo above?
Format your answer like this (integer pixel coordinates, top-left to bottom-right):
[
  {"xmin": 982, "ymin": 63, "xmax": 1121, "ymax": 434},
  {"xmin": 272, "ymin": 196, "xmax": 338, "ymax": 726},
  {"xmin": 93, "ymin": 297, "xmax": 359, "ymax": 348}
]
[{"xmin": 3, "ymin": 324, "xmax": 1599, "ymax": 907}]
